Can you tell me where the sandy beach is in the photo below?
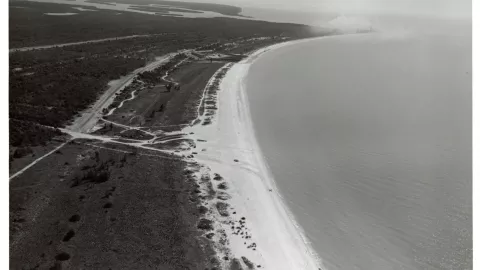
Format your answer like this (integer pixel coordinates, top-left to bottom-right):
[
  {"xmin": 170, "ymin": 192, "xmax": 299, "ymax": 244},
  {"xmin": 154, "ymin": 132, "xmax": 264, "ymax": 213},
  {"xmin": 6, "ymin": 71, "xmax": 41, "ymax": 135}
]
[{"xmin": 182, "ymin": 40, "xmax": 324, "ymax": 269}]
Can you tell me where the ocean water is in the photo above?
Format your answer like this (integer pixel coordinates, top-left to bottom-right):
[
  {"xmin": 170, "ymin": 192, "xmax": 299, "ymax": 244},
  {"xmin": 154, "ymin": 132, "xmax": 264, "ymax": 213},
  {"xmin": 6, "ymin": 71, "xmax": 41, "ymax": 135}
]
[{"xmin": 245, "ymin": 20, "xmax": 471, "ymax": 270}]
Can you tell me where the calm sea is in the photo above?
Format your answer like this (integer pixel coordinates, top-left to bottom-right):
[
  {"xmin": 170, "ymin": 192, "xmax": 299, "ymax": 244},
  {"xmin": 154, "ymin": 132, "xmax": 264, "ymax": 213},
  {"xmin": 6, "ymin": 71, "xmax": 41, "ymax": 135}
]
[{"xmin": 245, "ymin": 19, "xmax": 471, "ymax": 270}]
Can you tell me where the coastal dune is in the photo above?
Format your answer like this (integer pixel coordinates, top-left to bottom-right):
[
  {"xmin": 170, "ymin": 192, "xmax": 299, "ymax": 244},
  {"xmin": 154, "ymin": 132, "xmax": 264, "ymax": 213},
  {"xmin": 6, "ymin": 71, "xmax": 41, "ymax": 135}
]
[{"xmin": 184, "ymin": 41, "xmax": 323, "ymax": 269}]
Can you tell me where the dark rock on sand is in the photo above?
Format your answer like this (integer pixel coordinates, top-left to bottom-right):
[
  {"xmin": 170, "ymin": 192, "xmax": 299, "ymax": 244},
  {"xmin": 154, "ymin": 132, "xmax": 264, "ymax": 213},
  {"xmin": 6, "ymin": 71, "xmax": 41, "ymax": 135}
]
[{"xmin": 12, "ymin": 218, "xmax": 26, "ymax": 223}]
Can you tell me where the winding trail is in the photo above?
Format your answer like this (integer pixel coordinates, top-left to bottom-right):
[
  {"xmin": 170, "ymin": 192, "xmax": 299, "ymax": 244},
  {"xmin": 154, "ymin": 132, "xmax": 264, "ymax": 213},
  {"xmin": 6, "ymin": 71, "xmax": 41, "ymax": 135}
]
[{"xmin": 105, "ymin": 90, "xmax": 138, "ymax": 116}]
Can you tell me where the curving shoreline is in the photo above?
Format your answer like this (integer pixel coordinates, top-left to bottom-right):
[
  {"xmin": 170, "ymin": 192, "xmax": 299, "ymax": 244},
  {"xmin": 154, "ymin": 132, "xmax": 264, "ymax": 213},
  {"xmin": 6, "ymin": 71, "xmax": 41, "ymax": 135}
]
[{"xmin": 183, "ymin": 37, "xmax": 327, "ymax": 269}]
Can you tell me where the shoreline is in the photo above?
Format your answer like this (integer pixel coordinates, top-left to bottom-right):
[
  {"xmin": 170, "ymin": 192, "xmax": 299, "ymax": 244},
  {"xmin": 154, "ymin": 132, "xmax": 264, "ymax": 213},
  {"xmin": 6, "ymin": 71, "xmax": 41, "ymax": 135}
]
[{"xmin": 183, "ymin": 37, "xmax": 326, "ymax": 269}]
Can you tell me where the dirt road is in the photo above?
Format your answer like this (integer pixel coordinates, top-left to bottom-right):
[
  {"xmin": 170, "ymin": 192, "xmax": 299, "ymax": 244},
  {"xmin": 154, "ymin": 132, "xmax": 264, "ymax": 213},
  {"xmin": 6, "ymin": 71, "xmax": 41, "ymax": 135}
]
[{"xmin": 9, "ymin": 34, "xmax": 158, "ymax": 53}]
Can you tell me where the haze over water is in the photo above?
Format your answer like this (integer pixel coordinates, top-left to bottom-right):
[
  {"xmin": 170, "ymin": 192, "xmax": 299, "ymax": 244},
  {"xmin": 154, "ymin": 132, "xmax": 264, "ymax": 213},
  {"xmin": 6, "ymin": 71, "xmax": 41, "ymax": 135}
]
[{"xmin": 245, "ymin": 18, "xmax": 471, "ymax": 270}]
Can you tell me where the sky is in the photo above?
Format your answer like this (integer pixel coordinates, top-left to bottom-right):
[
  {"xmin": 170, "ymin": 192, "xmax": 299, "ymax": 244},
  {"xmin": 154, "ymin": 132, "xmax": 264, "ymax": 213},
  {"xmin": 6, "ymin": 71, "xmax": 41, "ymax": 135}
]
[{"xmin": 180, "ymin": 0, "xmax": 471, "ymax": 19}]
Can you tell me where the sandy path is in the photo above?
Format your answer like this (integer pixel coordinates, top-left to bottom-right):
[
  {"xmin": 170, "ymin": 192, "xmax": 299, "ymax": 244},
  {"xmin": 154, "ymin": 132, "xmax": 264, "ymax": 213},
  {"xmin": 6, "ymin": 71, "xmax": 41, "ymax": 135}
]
[
  {"xmin": 9, "ymin": 141, "xmax": 71, "ymax": 181},
  {"xmin": 105, "ymin": 90, "xmax": 138, "ymax": 116},
  {"xmin": 9, "ymin": 124, "xmax": 187, "ymax": 180}
]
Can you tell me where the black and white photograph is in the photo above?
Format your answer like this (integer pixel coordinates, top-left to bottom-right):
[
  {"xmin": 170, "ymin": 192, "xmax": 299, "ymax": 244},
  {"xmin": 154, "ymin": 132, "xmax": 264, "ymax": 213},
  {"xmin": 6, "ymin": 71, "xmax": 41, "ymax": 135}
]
[{"xmin": 6, "ymin": 0, "xmax": 474, "ymax": 269}]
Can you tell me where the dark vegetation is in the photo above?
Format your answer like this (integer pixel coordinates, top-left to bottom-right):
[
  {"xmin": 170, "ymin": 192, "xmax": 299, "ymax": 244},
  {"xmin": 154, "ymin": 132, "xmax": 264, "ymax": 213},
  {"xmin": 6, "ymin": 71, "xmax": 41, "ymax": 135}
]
[
  {"xmin": 218, "ymin": 182, "xmax": 228, "ymax": 190},
  {"xmin": 216, "ymin": 201, "xmax": 230, "ymax": 217},
  {"xmin": 11, "ymin": 145, "xmax": 32, "ymax": 159},
  {"xmin": 197, "ymin": 218, "xmax": 214, "ymax": 231},
  {"xmin": 213, "ymin": 173, "xmax": 223, "ymax": 181},
  {"xmin": 10, "ymin": 55, "xmax": 144, "ymax": 123},
  {"xmin": 137, "ymin": 53, "xmax": 187, "ymax": 84},
  {"xmin": 54, "ymin": 252, "xmax": 70, "ymax": 261},
  {"xmin": 10, "ymin": 1, "xmax": 319, "ymax": 152},
  {"xmin": 10, "ymin": 145, "xmax": 218, "ymax": 269},
  {"xmin": 62, "ymin": 230, "xmax": 75, "ymax": 242},
  {"xmin": 68, "ymin": 214, "xmax": 81, "ymax": 222},
  {"xmin": 70, "ymin": 152, "xmax": 114, "ymax": 187},
  {"xmin": 10, "ymin": 119, "xmax": 62, "ymax": 148}
]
